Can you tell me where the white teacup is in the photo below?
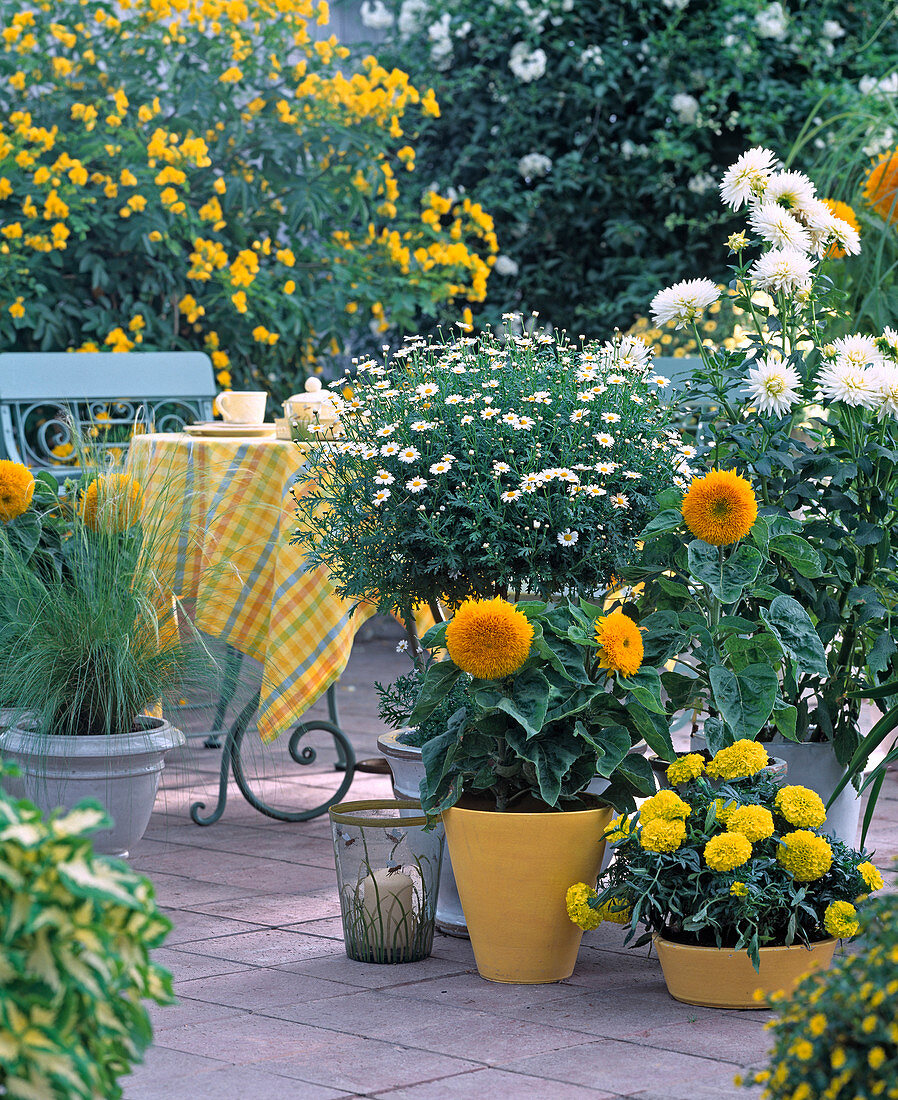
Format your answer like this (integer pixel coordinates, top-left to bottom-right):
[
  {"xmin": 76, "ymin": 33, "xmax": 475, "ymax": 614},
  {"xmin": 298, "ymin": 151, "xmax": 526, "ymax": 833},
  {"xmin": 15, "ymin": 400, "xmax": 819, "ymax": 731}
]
[{"xmin": 214, "ymin": 390, "xmax": 267, "ymax": 424}]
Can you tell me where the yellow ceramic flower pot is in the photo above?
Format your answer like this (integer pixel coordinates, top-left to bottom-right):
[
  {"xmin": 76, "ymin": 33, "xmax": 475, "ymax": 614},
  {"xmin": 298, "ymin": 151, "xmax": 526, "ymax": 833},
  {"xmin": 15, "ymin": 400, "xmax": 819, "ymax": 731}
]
[
  {"xmin": 654, "ymin": 934, "xmax": 837, "ymax": 1009},
  {"xmin": 443, "ymin": 799, "xmax": 612, "ymax": 984}
]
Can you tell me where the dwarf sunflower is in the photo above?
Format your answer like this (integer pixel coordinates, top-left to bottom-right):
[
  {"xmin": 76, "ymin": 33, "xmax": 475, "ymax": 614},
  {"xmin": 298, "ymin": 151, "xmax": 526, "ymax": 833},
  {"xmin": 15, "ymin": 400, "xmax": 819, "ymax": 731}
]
[
  {"xmin": 594, "ymin": 609, "xmax": 643, "ymax": 677},
  {"xmin": 445, "ymin": 597, "xmax": 533, "ymax": 680},
  {"xmin": 79, "ymin": 473, "xmax": 143, "ymax": 533},
  {"xmin": 864, "ymin": 148, "xmax": 898, "ymax": 225},
  {"xmin": 0, "ymin": 459, "xmax": 36, "ymax": 523},
  {"xmin": 681, "ymin": 468, "xmax": 757, "ymax": 546}
]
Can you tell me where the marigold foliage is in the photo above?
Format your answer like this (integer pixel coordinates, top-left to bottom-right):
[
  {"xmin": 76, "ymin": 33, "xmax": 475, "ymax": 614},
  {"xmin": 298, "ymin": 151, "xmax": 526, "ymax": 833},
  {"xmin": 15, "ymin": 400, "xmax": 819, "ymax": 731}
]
[
  {"xmin": 777, "ymin": 830, "xmax": 833, "ymax": 882},
  {"xmin": 774, "ymin": 785, "xmax": 827, "ymax": 830},
  {"xmin": 681, "ymin": 468, "xmax": 758, "ymax": 546},
  {"xmin": 445, "ymin": 596, "xmax": 533, "ymax": 680},
  {"xmin": 594, "ymin": 609, "xmax": 643, "ymax": 677},
  {"xmin": 706, "ymin": 739, "xmax": 769, "ymax": 781},
  {"xmin": 0, "ymin": 458, "xmax": 35, "ymax": 522}
]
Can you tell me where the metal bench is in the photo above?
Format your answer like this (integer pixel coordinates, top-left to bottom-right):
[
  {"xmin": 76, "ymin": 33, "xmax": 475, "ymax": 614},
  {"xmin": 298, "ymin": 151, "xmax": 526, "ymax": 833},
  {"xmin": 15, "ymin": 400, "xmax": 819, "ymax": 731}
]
[{"xmin": 0, "ymin": 351, "xmax": 215, "ymax": 481}]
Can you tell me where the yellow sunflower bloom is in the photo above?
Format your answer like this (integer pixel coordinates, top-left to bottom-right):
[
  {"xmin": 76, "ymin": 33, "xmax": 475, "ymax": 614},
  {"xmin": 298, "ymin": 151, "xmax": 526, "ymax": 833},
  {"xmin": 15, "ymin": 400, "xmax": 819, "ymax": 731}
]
[
  {"xmin": 445, "ymin": 597, "xmax": 533, "ymax": 680},
  {"xmin": 594, "ymin": 609, "xmax": 643, "ymax": 677},
  {"xmin": 777, "ymin": 830, "xmax": 833, "ymax": 882},
  {"xmin": 79, "ymin": 474, "xmax": 143, "ymax": 533},
  {"xmin": 666, "ymin": 752, "xmax": 705, "ymax": 785},
  {"xmin": 681, "ymin": 468, "xmax": 758, "ymax": 546},
  {"xmin": 706, "ymin": 739, "xmax": 768, "ymax": 781},
  {"xmin": 0, "ymin": 459, "xmax": 35, "ymax": 522},
  {"xmin": 823, "ymin": 900, "xmax": 859, "ymax": 939},
  {"xmin": 704, "ymin": 832, "xmax": 753, "ymax": 872},
  {"xmin": 774, "ymin": 785, "xmax": 826, "ymax": 829},
  {"xmin": 864, "ymin": 148, "xmax": 898, "ymax": 225}
]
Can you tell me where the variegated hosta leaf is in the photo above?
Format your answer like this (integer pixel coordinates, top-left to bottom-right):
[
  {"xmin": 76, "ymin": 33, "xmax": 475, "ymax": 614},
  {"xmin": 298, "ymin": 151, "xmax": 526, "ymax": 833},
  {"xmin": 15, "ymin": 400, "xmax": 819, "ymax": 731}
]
[
  {"xmin": 0, "ymin": 822, "xmax": 43, "ymax": 847},
  {"xmin": 57, "ymin": 858, "xmax": 146, "ymax": 910},
  {"xmin": 25, "ymin": 931, "xmax": 61, "ymax": 994},
  {"xmin": 51, "ymin": 804, "xmax": 110, "ymax": 838}
]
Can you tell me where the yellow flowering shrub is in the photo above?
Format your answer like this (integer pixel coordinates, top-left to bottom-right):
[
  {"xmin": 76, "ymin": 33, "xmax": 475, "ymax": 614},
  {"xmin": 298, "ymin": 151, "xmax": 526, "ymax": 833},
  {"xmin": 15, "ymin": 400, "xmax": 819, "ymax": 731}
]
[
  {"xmin": 0, "ymin": 0, "xmax": 498, "ymax": 395},
  {"xmin": 574, "ymin": 767, "xmax": 885, "ymax": 967}
]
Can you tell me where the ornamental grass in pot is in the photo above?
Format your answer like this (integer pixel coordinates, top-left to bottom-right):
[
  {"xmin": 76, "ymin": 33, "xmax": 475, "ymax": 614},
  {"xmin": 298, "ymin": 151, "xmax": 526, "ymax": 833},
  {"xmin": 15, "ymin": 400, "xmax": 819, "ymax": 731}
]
[
  {"xmin": 567, "ymin": 743, "xmax": 885, "ymax": 1008},
  {"xmin": 407, "ymin": 594, "xmax": 665, "ymax": 984},
  {"xmin": 0, "ymin": 463, "xmax": 214, "ymax": 857}
]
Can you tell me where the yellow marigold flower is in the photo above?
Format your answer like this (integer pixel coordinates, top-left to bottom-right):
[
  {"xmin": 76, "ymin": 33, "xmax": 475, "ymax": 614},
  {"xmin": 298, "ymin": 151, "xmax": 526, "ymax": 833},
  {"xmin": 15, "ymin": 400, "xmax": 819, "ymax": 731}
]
[
  {"xmin": 211, "ymin": 350, "xmax": 229, "ymax": 369},
  {"xmin": 777, "ymin": 830, "xmax": 833, "ymax": 882},
  {"xmin": 862, "ymin": 1014, "xmax": 877, "ymax": 1033},
  {"xmin": 824, "ymin": 900, "xmax": 859, "ymax": 939},
  {"xmin": 213, "ymin": 176, "xmax": 227, "ymax": 195},
  {"xmin": 774, "ymin": 785, "xmax": 826, "ymax": 829},
  {"xmin": 595, "ymin": 897, "xmax": 632, "ymax": 925},
  {"xmin": 666, "ymin": 753, "xmax": 704, "ymax": 785},
  {"xmin": 704, "ymin": 832, "xmax": 752, "ymax": 872},
  {"xmin": 445, "ymin": 597, "xmax": 533, "ymax": 680},
  {"xmin": 120, "ymin": 168, "xmax": 138, "ymax": 187},
  {"xmin": 604, "ymin": 813, "xmax": 636, "ymax": 843},
  {"xmin": 79, "ymin": 474, "xmax": 142, "ymax": 533},
  {"xmin": 730, "ymin": 881, "xmax": 748, "ymax": 897},
  {"xmin": 707, "ymin": 739, "xmax": 768, "ymax": 781},
  {"xmin": 681, "ymin": 468, "xmax": 757, "ymax": 546},
  {"xmin": 0, "ymin": 459, "xmax": 35, "ymax": 522},
  {"xmin": 8, "ymin": 296, "xmax": 25, "ymax": 318},
  {"xmin": 831, "ymin": 1046, "xmax": 846, "ymax": 1069},
  {"xmin": 727, "ymin": 804, "xmax": 774, "ymax": 842},
  {"xmin": 219, "ymin": 66, "xmax": 243, "ymax": 83},
  {"xmin": 639, "ymin": 789, "xmax": 691, "ymax": 824},
  {"xmin": 858, "ymin": 861, "xmax": 884, "ymax": 892},
  {"xmin": 808, "ymin": 1013, "xmax": 826, "ymax": 1037},
  {"xmin": 864, "ymin": 148, "xmax": 898, "ymax": 225},
  {"xmin": 640, "ymin": 818, "xmax": 686, "ymax": 853},
  {"xmin": 565, "ymin": 882, "xmax": 600, "ymax": 931},
  {"xmin": 283, "ymin": 279, "xmax": 296, "ymax": 295},
  {"xmin": 148, "ymin": 230, "xmax": 163, "ymax": 242},
  {"xmin": 822, "ymin": 198, "xmax": 860, "ymax": 258},
  {"xmin": 594, "ymin": 610, "xmax": 643, "ymax": 677},
  {"xmin": 793, "ymin": 1040, "xmax": 813, "ymax": 1061},
  {"xmin": 869, "ymin": 1046, "xmax": 887, "ymax": 1070}
]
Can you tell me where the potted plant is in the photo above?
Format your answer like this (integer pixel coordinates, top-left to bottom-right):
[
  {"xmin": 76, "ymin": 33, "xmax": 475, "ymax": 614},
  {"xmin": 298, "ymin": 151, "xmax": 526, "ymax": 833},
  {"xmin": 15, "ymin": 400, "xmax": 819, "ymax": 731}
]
[
  {"xmin": 643, "ymin": 145, "xmax": 898, "ymax": 839},
  {"xmin": 739, "ymin": 891, "xmax": 898, "ymax": 1097},
  {"xmin": 568, "ymin": 744, "xmax": 885, "ymax": 1008},
  {"xmin": 405, "ymin": 594, "xmax": 662, "ymax": 984},
  {"xmin": 0, "ymin": 772, "xmax": 174, "ymax": 1098},
  {"xmin": 0, "ymin": 469, "xmax": 211, "ymax": 857}
]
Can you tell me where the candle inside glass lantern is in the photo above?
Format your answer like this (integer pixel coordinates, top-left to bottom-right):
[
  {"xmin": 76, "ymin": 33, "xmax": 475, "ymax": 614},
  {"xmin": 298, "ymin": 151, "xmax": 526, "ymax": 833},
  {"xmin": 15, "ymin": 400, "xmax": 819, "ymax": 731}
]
[{"xmin": 361, "ymin": 867, "xmax": 415, "ymax": 954}]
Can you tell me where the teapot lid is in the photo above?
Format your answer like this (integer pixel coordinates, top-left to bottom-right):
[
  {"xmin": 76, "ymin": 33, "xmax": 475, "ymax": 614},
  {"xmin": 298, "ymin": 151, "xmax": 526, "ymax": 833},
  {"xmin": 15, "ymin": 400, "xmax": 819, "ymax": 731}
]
[{"xmin": 285, "ymin": 377, "xmax": 334, "ymax": 407}]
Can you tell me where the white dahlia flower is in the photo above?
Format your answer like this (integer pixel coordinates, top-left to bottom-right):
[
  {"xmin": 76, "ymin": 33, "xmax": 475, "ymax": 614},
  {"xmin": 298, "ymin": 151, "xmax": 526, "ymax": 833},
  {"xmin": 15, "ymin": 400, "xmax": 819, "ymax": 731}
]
[
  {"xmin": 744, "ymin": 356, "xmax": 802, "ymax": 417},
  {"xmin": 748, "ymin": 248, "xmax": 815, "ymax": 294},
  {"xmin": 719, "ymin": 147, "xmax": 778, "ymax": 210},
  {"xmin": 650, "ymin": 278, "xmax": 720, "ymax": 328}
]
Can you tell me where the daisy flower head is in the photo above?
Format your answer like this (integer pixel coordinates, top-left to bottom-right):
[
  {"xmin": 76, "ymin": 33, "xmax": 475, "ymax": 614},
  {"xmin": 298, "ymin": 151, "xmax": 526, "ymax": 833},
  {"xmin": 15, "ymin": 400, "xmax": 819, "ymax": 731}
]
[
  {"xmin": 513, "ymin": 415, "xmax": 535, "ymax": 431},
  {"xmin": 362, "ymin": 447, "xmax": 379, "ymax": 460},
  {"xmin": 650, "ymin": 374, "xmax": 670, "ymax": 387},
  {"xmin": 374, "ymin": 469, "xmax": 395, "ymax": 485},
  {"xmin": 500, "ymin": 489, "xmax": 522, "ymax": 502},
  {"xmin": 398, "ymin": 446, "xmax": 420, "ymax": 463},
  {"xmin": 596, "ymin": 432, "xmax": 615, "ymax": 447},
  {"xmin": 748, "ymin": 200, "xmax": 812, "ymax": 253},
  {"xmin": 606, "ymin": 373, "xmax": 626, "ymax": 385},
  {"xmin": 749, "ymin": 247, "xmax": 816, "ymax": 295},
  {"xmin": 410, "ymin": 420, "xmax": 436, "ymax": 432},
  {"xmin": 380, "ymin": 441, "xmax": 400, "ymax": 457},
  {"xmin": 650, "ymin": 278, "xmax": 720, "ymax": 329},
  {"xmin": 373, "ymin": 488, "xmax": 391, "ymax": 505},
  {"xmin": 405, "ymin": 477, "xmax": 427, "ymax": 493},
  {"xmin": 602, "ymin": 412, "xmax": 621, "ymax": 423},
  {"xmin": 745, "ymin": 355, "xmax": 802, "ymax": 417},
  {"xmin": 595, "ymin": 461, "xmax": 616, "ymax": 474},
  {"xmin": 611, "ymin": 493, "xmax": 630, "ymax": 509},
  {"xmin": 608, "ymin": 334, "xmax": 652, "ymax": 371},
  {"xmin": 557, "ymin": 529, "xmax": 579, "ymax": 546},
  {"xmin": 832, "ymin": 333, "xmax": 884, "ymax": 371},
  {"xmin": 719, "ymin": 146, "xmax": 778, "ymax": 209},
  {"xmin": 396, "ymin": 639, "xmax": 409, "ymax": 653},
  {"xmin": 493, "ymin": 461, "xmax": 511, "ymax": 474},
  {"xmin": 429, "ymin": 460, "xmax": 451, "ymax": 475},
  {"xmin": 415, "ymin": 382, "xmax": 439, "ymax": 399},
  {"xmin": 570, "ymin": 408, "xmax": 588, "ymax": 422}
]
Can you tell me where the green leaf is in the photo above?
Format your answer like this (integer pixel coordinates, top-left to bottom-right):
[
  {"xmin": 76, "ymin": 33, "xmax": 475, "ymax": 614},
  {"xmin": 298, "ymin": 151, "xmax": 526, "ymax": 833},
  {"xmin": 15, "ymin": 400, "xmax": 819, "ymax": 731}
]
[
  {"xmin": 57, "ymin": 860, "xmax": 147, "ymax": 911},
  {"xmin": 768, "ymin": 534, "xmax": 822, "ymax": 578},
  {"xmin": 723, "ymin": 632, "xmax": 783, "ymax": 674},
  {"xmin": 867, "ymin": 630, "xmax": 897, "ymax": 676},
  {"xmin": 627, "ymin": 701, "xmax": 675, "ymax": 760},
  {"xmin": 503, "ymin": 726, "xmax": 584, "ymax": 806},
  {"xmin": 638, "ymin": 508, "xmax": 683, "ymax": 540},
  {"xmin": 772, "ymin": 702, "xmax": 799, "ymax": 742},
  {"xmin": 407, "ymin": 660, "xmax": 463, "ymax": 726},
  {"xmin": 534, "ymin": 634, "xmax": 592, "ymax": 685},
  {"xmin": 687, "ymin": 541, "xmax": 762, "ymax": 603},
  {"xmin": 621, "ymin": 666, "xmax": 665, "ymax": 715},
  {"xmin": 577, "ymin": 722, "xmax": 631, "ymax": 776},
  {"xmin": 759, "ymin": 594, "xmax": 828, "ymax": 678},
  {"xmin": 474, "ymin": 667, "xmax": 550, "ymax": 738},
  {"xmin": 709, "ymin": 663, "xmax": 778, "ymax": 739},
  {"xmin": 420, "ymin": 620, "xmax": 449, "ymax": 651}
]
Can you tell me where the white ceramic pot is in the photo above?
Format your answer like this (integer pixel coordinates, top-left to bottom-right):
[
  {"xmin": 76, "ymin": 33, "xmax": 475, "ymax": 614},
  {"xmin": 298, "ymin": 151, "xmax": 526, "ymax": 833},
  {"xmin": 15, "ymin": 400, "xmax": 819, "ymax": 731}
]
[
  {"xmin": 767, "ymin": 737, "xmax": 862, "ymax": 846},
  {"xmin": 0, "ymin": 716, "xmax": 185, "ymax": 858},
  {"xmin": 377, "ymin": 731, "xmax": 468, "ymax": 938}
]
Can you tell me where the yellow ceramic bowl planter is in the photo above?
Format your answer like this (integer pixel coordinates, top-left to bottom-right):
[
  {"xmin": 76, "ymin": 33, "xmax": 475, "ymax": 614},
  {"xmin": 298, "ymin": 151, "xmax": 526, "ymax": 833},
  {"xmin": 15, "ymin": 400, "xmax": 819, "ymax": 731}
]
[{"xmin": 444, "ymin": 800, "xmax": 613, "ymax": 984}]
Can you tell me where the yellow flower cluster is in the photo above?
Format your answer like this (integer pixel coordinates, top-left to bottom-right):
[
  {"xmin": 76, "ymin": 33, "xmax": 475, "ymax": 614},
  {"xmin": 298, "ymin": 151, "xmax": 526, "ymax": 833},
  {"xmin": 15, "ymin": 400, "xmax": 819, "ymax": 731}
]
[
  {"xmin": 774, "ymin": 785, "xmax": 826, "ymax": 829},
  {"xmin": 565, "ymin": 883, "xmax": 601, "ymax": 931},
  {"xmin": 823, "ymin": 900, "xmax": 859, "ymax": 939},
  {"xmin": 640, "ymin": 818, "xmax": 686, "ymax": 853},
  {"xmin": 666, "ymin": 752, "xmax": 704, "ymax": 785},
  {"xmin": 704, "ymin": 832, "xmax": 752, "ymax": 872},
  {"xmin": 78, "ymin": 474, "xmax": 143, "ymax": 533},
  {"xmin": 706, "ymin": 739, "xmax": 768, "ymax": 781},
  {"xmin": 0, "ymin": 459, "xmax": 35, "ymax": 522},
  {"xmin": 726, "ymin": 804, "xmax": 774, "ymax": 842},
  {"xmin": 776, "ymin": 830, "xmax": 833, "ymax": 882},
  {"xmin": 858, "ymin": 861, "xmax": 884, "ymax": 893},
  {"xmin": 639, "ymin": 789, "xmax": 691, "ymax": 824}
]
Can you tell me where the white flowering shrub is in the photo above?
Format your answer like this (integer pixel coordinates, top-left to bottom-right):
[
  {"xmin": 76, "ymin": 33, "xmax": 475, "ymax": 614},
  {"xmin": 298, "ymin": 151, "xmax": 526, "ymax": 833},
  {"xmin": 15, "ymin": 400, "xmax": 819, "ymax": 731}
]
[
  {"xmin": 293, "ymin": 325, "xmax": 688, "ymax": 631},
  {"xmin": 357, "ymin": 0, "xmax": 898, "ymax": 335}
]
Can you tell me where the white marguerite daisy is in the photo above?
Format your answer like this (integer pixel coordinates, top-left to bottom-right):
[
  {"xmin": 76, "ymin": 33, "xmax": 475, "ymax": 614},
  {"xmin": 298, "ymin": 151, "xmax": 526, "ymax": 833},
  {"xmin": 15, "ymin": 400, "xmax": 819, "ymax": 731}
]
[
  {"xmin": 429, "ymin": 461, "xmax": 451, "ymax": 474},
  {"xmin": 748, "ymin": 200, "xmax": 812, "ymax": 253},
  {"xmin": 445, "ymin": 394, "xmax": 463, "ymax": 404},
  {"xmin": 584, "ymin": 485, "xmax": 607, "ymax": 496},
  {"xmin": 395, "ymin": 638, "xmax": 409, "ymax": 653},
  {"xmin": 460, "ymin": 415, "xmax": 474, "ymax": 424},
  {"xmin": 764, "ymin": 170, "xmax": 817, "ymax": 215},
  {"xmin": 398, "ymin": 446, "xmax": 420, "ymax": 463},
  {"xmin": 815, "ymin": 362, "xmax": 879, "ymax": 408},
  {"xmin": 607, "ymin": 334, "xmax": 652, "ymax": 371},
  {"xmin": 500, "ymin": 489, "xmax": 522, "ymax": 502},
  {"xmin": 651, "ymin": 374, "xmax": 671, "ymax": 386},
  {"xmin": 405, "ymin": 477, "xmax": 428, "ymax": 493},
  {"xmin": 596, "ymin": 433, "xmax": 615, "ymax": 447},
  {"xmin": 493, "ymin": 461, "xmax": 511, "ymax": 473},
  {"xmin": 832, "ymin": 334, "xmax": 884, "ymax": 371},
  {"xmin": 748, "ymin": 248, "xmax": 816, "ymax": 294},
  {"xmin": 362, "ymin": 447, "xmax": 378, "ymax": 460},
  {"xmin": 375, "ymin": 470, "xmax": 395, "ymax": 485},
  {"xmin": 513, "ymin": 416, "xmax": 535, "ymax": 430},
  {"xmin": 611, "ymin": 494, "xmax": 630, "ymax": 509},
  {"xmin": 410, "ymin": 420, "xmax": 436, "ymax": 431},
  {"xmin": 595, "ymin": 461, "xmax": 617, "ymax": 474},
  {"xmin": 557, "ymin": 529, "xmax": 580, "ymax": 546},
  {"xmin": 650, "ymin": 278, "xmax": 721, "ymax": 328},
  {"xmin": 570, "ymin": 409, "xmax": 588, "ymax": 422},
  {"xmin": 380, "ymin": 442, "xmax": 400, "ymax": 456},
  {"xmin": 602, "ymin": 412, "xmax": 621, "ymax": 423},
  {"xmin": 415, "ymin": 382, "xmax": 438, "ymax": 398},
  {"xmin": 719, "ymin": 146, "xmax": 778, "ymax": 209},
  {"xmin": 373, "ymin": 488, "xmax": 391, "ymax": 505},
  {"xmin": 745, "ymin": 356, "xmax": 802, "ymax": 417},
  {"xmin": 376, "ymin": 424, "xmax": 396, "ymax": 437}
]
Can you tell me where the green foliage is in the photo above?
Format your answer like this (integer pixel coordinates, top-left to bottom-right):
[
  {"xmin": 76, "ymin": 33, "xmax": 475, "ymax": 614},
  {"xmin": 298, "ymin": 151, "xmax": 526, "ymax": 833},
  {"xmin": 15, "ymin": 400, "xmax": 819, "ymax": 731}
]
[
  {"xmin": 355, "ymin": 0, "xmax": 898, "ymax": 335},
  {"xmin": 375, "ymin": 657, "xmax": 472, "ymax": 749},
  {"xmin": 0, "ymin": 469, "xmax": 214, "ymax": 736},
  {"xmin": 0, "ymin": 780, "xmax": 173, "ymax": 1099},
  {"xmin": 590, "ymin": 760, "xmax": 881, "ymax": 968},
  {"xmin": 411, "ymin": 598, "xmax": 658, "ymax": 814},
  {"xmin": 0, "ymin": 469, "xmax": 69, "ymax": 581},
  {"xmin": 628, "ymin": 501, "xmax": 826, "ymax": 754},
  {"xmin": 0, "ymin": 0, "xmax": 496, "ymax": 397},
  {"xmin": 292, "ymin": 325, "xmax": 685, "ymax": 633},
  {"xmin": 747, "ymin": 892, "xmax": 898, "ymax": 1098}
]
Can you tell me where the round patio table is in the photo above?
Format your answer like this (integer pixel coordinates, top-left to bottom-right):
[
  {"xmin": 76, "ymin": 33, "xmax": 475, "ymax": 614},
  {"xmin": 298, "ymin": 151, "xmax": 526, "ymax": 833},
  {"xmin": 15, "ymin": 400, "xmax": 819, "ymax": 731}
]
[{"xmin": 128, "ymin": 431, "xmax": 368, "ymax": 825}]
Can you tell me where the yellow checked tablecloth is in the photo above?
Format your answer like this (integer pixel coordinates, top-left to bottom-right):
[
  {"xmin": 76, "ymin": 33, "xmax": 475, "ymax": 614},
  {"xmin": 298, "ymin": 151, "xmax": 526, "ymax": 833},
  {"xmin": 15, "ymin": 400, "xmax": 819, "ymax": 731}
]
[{"xmin": 128, "ymin": 432, "xmax": 369, "ymax": 742}]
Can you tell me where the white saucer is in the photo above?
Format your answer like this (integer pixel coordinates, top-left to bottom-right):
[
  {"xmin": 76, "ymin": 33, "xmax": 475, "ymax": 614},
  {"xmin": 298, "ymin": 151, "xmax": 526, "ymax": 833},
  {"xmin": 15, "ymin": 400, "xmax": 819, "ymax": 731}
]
[{"xmin": 184, "ymin": 422, "xmax": 277, "ymax": 438}]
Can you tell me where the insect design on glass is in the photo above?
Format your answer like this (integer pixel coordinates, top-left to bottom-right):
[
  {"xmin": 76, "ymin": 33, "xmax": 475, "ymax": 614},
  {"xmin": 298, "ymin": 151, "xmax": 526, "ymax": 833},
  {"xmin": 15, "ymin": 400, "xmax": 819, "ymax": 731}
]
[{"xmin": 339, "ymin": 830, "xmax": 356, "ymax": 847}]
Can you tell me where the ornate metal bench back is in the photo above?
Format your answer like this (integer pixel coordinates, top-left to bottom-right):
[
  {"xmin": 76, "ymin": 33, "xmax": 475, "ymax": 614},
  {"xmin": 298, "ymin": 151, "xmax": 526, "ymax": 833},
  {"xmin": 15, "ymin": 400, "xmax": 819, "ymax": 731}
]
[{"xmin": 0, "ymin": 352, "xmax": 216, "ymax": 480}]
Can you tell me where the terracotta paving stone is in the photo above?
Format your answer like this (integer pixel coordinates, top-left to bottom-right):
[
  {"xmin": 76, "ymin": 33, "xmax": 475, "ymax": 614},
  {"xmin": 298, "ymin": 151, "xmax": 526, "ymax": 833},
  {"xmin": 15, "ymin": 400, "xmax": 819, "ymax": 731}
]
[{"xmin": 127, "ymin": 635, "xmax": 898, "ymax": 1098}]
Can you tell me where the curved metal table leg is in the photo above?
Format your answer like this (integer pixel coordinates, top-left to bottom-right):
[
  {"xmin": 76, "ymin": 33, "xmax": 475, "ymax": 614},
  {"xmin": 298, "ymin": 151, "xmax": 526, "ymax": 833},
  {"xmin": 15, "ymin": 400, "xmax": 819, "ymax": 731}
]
[{"xmin": 189, "ymin": 683, "xmax": 356, "ymax": 825}]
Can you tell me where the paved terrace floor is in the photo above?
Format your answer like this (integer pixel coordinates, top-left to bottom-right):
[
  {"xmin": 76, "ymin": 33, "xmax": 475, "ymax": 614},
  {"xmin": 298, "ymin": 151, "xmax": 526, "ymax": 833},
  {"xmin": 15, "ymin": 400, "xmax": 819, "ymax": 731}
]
[{"xmin": 125, "ymin": 630, "xmax": 898, "ymax": 1100}]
